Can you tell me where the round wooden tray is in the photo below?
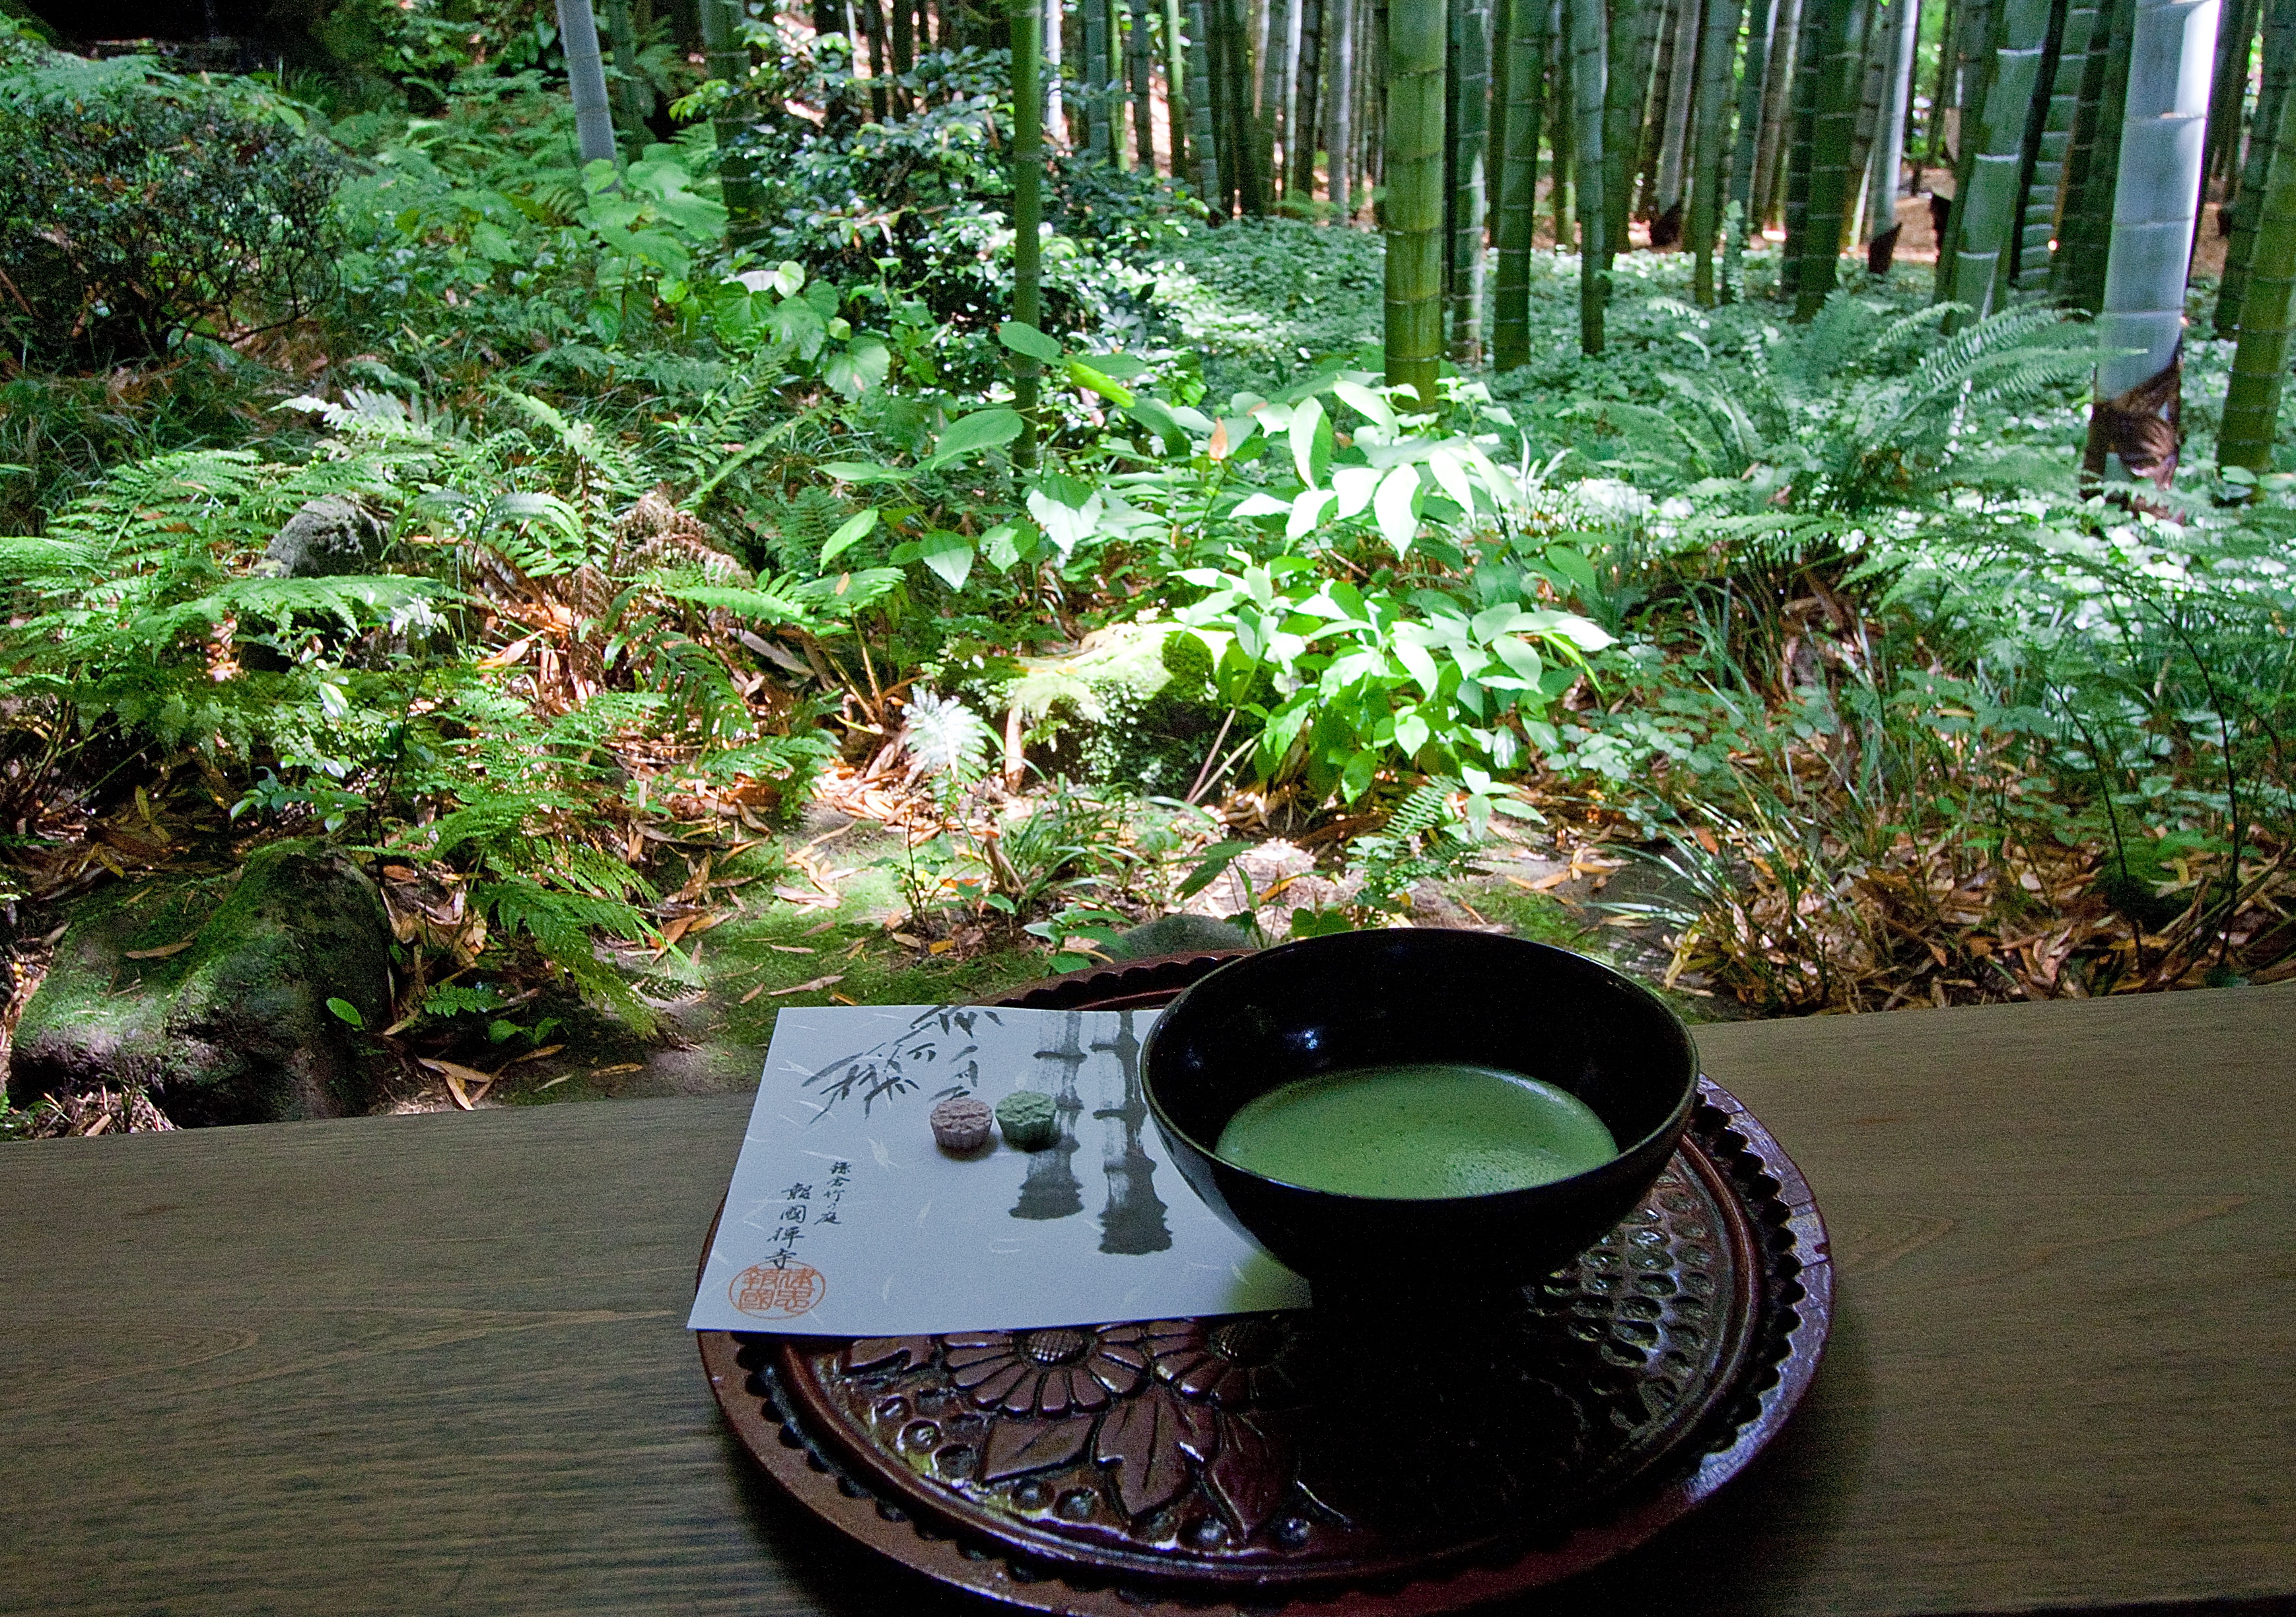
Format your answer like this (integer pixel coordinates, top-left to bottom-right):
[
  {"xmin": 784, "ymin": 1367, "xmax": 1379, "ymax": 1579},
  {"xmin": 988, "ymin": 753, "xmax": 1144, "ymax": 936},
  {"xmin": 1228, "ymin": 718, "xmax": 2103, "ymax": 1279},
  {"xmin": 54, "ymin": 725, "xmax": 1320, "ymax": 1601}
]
[{"xmin": 698, "ymin": 952, "xmax": 1832, "ymax": 1614}]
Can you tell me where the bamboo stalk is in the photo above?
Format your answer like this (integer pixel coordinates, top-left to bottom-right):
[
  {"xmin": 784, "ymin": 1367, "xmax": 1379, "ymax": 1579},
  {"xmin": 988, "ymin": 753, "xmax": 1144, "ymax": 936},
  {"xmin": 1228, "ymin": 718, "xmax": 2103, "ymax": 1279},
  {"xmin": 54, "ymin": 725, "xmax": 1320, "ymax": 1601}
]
[
  {"xmin": 1940, "ymin": 0, "xmax": 2050, "ymax": 321},
  {"xmin": 1570, "ymin": 0, "xmax": 1611, "ymax": 349},
  {"xmin": 1189, "ymin": 0, "xmax": 1227, "ymax": 203},
  {"xmin": 558, "ymin": 0, "xmax": 623, "ymax": 166},
  {"xmin": 1388, "ymin": 0, "xmax": 1451, "ymax": 400},
  {"xmin": 1796, "ymin": 0, "xmax": 1877, "ymax": 312},
  {"xmin": 2054, "ymin": 0, "xmax": 2134, "ymax": 308},
  {"xmin": 2085, "ymin": 0, "xmax": 2221, "ymax": 486},
  {"xmin": 1931, "ymin": 0, "xmax": 1998, "ymax": 298},
  {"xmin": 1693, "ymin": 0, "xmax": 1749, "ymax": 298},
  {"xmin": 1494, "ymin": 0, "xmax": 1548, "ymax": 355},
  {"xmin": 1866, "ymin": 0, "xmax": 1920, "ymax": 248},
  {"xmin": 1167, "ymin": 0, "xmax": 1191, "ymax": 172},
  {"xmin": 2015, "ymin": 0, "xmax": 2099, "ymax": 287},
  {"xmin": 1010, "ymin": 0, "xmax": 1045, "ymax": 468},
  {"xmin": 1605, "ymin": 0, "xmax": 1668, "ymax": 249},
  {"xmin": 1330, "ymin": 0, "xmax": 1359, "ymax": 215},
  {"xmin": 1047, "ymin": 0, "xmax": 1068, "ymax": 142},
  {"xmin": 2214, "ymin": 0, "xmax": 2294, "ymax": 331},
  {"xmin": 1293, "ymin": 0, "xmax": 1327, "ymax": 194},
  {"xmin": 1656, "ymin": 0, "xmax": 1705, "ymax": 219},
  {"xmin": 2204, "ymin": 0, "xmax": 2258, "ymax": 192},
  {"xmin": 2217, "ymin": 49, "xmax": 2296, "ymax": 471},
  {"xmin": 1779, "ymin": 0, "xmax": 1825, "ymax": 297},
  {"xmin": 1731, "ymin": 0, "xmax": 1780, "ymax": 223},
  {"xmin": 1753, "ymin": 0, "xmax": 1803, "ymax": 229},
  {"xmin": 1261, "ymin": 0, "xmax": 1289, "ymax": 194},
  {"xmin": 1282, "ymin": 0, "xmax": 1309, "ymax": 190},
  {"xmin": 1449, "ymin": 0, "xmax": 1494, "ymax": 359},
  {"xmin": 1131, "ymin": 0, "xmax": 1160, "ymax": 165},
  {"xmin": 1552, "ymin": 0, "xmax": 1577, "ymax": 241},
  {"xmin": 1086, "ymin": 0, "xmax": 1115, "ymax": 155},
  {"xmin": 1842, "ymin": 0, "xmax": 1893, "ymax": 248}
]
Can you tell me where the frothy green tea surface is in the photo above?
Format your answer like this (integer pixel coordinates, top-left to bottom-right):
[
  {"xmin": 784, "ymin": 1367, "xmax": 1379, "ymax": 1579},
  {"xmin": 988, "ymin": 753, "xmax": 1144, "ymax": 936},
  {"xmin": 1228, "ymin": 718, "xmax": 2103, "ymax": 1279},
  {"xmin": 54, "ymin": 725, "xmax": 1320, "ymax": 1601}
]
[{"xmin": 1213, "ymin": 1063, "xmax": 1619, "ymax": 1198}]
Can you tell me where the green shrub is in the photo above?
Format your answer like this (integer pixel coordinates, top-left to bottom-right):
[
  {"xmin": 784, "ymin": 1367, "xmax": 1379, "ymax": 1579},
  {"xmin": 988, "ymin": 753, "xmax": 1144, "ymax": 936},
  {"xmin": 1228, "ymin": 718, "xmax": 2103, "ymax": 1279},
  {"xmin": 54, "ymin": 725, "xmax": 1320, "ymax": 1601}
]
[{"xmin": 0, "ymin": 51, "xmax": 343, "ymax": 366}]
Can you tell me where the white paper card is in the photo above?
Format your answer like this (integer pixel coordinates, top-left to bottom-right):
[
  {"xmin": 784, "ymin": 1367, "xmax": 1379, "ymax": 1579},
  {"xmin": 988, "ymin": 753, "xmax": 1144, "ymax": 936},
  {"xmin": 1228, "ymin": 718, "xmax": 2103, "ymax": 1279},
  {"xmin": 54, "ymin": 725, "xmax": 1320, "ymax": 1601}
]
[{"xmin": 686, "ymin": 1004, "xmax": 1311, "ymax": 1335}]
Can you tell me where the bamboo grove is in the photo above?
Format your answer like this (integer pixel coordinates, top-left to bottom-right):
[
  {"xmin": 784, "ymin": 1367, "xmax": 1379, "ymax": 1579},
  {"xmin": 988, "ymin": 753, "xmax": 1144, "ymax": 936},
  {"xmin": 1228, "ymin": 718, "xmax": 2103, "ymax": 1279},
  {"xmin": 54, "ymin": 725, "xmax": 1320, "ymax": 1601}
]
[{"xmin": 599, "ymin": 0, "xmax": 2295, "ymax": 466}]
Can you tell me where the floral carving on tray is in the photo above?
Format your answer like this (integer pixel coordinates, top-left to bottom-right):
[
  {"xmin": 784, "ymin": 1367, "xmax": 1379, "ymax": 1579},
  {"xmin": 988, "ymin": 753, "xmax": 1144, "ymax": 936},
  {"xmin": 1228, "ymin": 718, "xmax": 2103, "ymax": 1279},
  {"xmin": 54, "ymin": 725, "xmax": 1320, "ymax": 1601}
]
[{"xmin": 810, "ymin": 1159, "xmax": 1755, "ymax": 1572}]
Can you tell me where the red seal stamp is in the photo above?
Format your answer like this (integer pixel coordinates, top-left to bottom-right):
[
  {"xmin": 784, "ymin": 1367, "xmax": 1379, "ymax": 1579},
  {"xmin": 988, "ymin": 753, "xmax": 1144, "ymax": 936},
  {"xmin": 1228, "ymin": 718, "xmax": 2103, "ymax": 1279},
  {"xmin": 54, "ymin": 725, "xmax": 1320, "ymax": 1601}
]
[{"xmin": 730, "ymin": 1262, "xmax": 827, "ymax": 1319}]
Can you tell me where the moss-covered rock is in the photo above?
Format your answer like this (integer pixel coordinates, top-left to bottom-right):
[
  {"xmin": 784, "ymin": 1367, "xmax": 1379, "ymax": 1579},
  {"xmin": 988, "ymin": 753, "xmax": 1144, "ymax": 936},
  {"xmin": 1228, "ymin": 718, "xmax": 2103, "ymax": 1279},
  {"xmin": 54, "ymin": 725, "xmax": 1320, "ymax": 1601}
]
[
  {"xmin": 10, "ymin": 840, "xmax": 394, "ymax": 1126},
  {"xmin": 1004, "ymin": 621, "xmax": 1228, "ymax": 792}
]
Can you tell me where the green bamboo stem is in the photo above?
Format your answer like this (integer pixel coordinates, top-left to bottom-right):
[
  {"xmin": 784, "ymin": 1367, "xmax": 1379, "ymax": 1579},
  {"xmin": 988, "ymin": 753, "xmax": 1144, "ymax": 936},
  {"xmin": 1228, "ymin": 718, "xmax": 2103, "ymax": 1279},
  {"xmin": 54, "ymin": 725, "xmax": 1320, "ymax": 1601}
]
[
  {"xmin": 1011, "ymin": 0, "xmax": 1045, "ymax": 468},
  {"xmin": 1795, "ymin": 0, "xmax": 1876, "ymax": 312},
  {"xmin": 1731, "ymin": 0, "xmax": 1780, "ymax": 223},
  {"xmin": 2204, "ymin": 0, "xmax": 2258, "ymax": 192},
  {"xmin": 1603, "ymin": 0, "xmax": 1667, "ymax": 250},
  {"xmin": 1131, "ymin": 0, "xmax": 1160, "ymax": 165},
  {"xmin": 1552, "ymin": 0, "xmax": 1578, "ymax": 242},
  {"xmin": 1167, "ymin": 0, "xmax": 1192, "ymax": 175},
  {"xmin": 1778, "ymin": 0, "xmax": 1826, "ymax": 300},
  {"xmin": 1260, "ymin": 0, "xmax": 1288, "ymax": 199},
  {"xmin": 1085, "ymin": 0, "xmax": 1115, "ymax": 157},
  {"xmin": 1753, "ymin": 0, "xmax": 1803, "ymax": 230},
  {"xmin": 1188, "ymin": 0, "xmax": 1227, "ymax": 203},
  {"xmin": 1292, "ymin": 0, "xmax": 1326, "ymax": 194},
  {"xmin": 1448, "ymin": 0, "xmax": 1494, "ymax": 360},
  {"xmin": 1866, "ymin": 0, "xmax": 1919, "ymax": 246},
  {"xmin": 1655, "ymin": 0, "xmax": 1704, "ymax": 216},
  {"xmin": 1387, "ymin": 0, "xmax": 1450, "ymax": 401},
  {"xmin": 1930, "ymin": 0, "xmax": 1997, "ymax": 298},
  {"xmin": 2087, "ymin": 0, "xmax": 2219, "ymax": 485},
  {"xmin": 1331, "ymin": 0, "xmax": 1360, "ymax": 216},
  {"xmin": 2214, "ymin": 0, "xmax": 2294, "ymax": 332},
  {"xmin": 1692, "ymin": 0, "xmax": 1748, "ymax": 300},
  {"xmin": 1235, "ymin": 0, "xmax": 1277, "ymax": 207},
  {"xmin": 1570, "ymin": 0, "xmax": 1611, "ymax": 349},
  {"xmin": 1494, "ymin": 0, "xmax": 1548, "ymax": 359},
  {"xmin": 1842, "ymin": 0, "xmax": 1892, "ymax": 247},
  {"xmin": 2015, "ymin": 0, "xmax": 2099, "ymax": 288},
  {"xmin": 2054, "ymin": 0, "xmax": 2132, "ymax": 310},
  {"xmin": 2217, "ymin": 50, "xmax": 2296, "ymax": 470},
  {"xmin": 558, "ymin": 0, "xmax": 623, "ymax": 166},
  {"xmin": 1939, "ymin": 0, "xmax": 2050, "ymax": 322}
]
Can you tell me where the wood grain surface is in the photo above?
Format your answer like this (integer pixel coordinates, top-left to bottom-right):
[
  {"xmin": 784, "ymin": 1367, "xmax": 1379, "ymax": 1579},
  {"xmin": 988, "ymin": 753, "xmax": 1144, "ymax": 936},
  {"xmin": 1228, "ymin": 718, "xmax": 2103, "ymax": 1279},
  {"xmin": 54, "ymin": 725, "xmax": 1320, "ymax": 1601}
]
[{"xmin": 3, "ymin": 984, "xmax": 2291, "ymax": 1617}]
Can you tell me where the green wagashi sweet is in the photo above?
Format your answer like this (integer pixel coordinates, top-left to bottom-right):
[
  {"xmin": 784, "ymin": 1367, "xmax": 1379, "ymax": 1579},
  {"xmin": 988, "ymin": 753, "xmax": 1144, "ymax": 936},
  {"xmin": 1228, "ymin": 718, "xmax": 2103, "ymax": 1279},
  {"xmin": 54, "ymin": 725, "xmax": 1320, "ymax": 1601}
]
[{"xmin": 994, "ymin": 1089, "xmax": 1060, "ymax": 1149}]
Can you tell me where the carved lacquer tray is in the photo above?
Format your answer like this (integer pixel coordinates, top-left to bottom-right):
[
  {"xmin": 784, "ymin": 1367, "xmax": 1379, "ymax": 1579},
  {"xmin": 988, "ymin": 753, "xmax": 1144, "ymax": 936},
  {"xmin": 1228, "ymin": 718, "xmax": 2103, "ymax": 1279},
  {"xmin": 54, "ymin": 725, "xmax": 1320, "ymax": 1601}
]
[{"xmin": 698, "ymin": 953, "xmax": 1832, "ymax": 1614}]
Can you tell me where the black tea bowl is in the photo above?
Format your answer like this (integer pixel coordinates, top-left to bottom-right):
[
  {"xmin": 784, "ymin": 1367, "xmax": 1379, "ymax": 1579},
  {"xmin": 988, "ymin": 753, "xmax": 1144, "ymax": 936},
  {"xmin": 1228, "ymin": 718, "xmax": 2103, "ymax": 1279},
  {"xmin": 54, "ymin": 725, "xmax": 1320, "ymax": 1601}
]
[{"xmin": 1141, "ymin": 929, "xmax": 1700, "ymax": 1297}]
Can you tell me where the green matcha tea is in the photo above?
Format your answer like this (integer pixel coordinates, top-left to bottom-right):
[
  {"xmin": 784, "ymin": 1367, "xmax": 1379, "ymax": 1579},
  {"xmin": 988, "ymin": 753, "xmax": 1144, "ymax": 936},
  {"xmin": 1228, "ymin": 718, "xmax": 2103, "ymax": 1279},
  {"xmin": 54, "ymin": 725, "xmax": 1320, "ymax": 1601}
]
[{"xmin": 1213, "ymin": 1063, "xmax": 1619, "ymax": 1198}]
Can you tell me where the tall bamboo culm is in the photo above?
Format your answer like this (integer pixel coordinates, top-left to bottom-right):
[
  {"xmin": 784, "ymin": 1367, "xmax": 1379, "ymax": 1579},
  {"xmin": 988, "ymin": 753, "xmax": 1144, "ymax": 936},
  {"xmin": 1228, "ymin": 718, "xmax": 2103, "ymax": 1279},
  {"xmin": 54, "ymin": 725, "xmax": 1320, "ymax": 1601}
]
[
  {"xmin": 1604, "ymin": 0, "xmax": 1667, "ymax": 250},
  {"xmin": 1493, "ymin": 0, "xmax": 1547, "ymax": 361},
  {"xmin": 2053, "ymin": 0, "xmax": 2135, "ymax": 308},
  {"xmin": 1794, "ymin": 0, "xmax": 1875, "ymax": 314},
  {"xmin": 1865, "ymin": 0, "xmax": 1918, "ymax": 250},
  {"xmin": 1129, "ymin": 0, "xmax": 1160, "ymax": 166},
  {"xmin": 1330, "ymin": 0, "xmax": 1359, "ymax": 216},
  {"xmin": 1167, "ymin": 0, "xmax": 1192, "ymax": 175},
  {"xmin": 1010, "ymin": 0, "xmax": 1045, "ymax": 467},
  {"xmin": 2085, "ymin": 0, "xmax": 2221, "ymax": 485},
  {"xmin": 1930, "ymin": 0, "xmax": 1998, "ymax": 297},
  {"xmin": 1777, "ymin": 0, "xmax": 1823, "ymax": 297},
  {"xmin": 1568, "ymin": 0, "xmax": 1610, "ymax": 351},
  {"xmin": 1692, "ymin": 0, "xmax": 1749, "ymax": 301},
  {"xmin": 558, "ymin": 0, "xmax": 622, "ymax": 166},
  {"xmin": 2217, "ymin": 46, "xmax": 2296, "ymax": 471},
  {"xmin": 1292, "ymin": 0, "xmax": 1326, "ymax": 195},
  {"xmin": 1448, "ymin": 0, "xmax": 1494, "ymax": 361},
  {"xmin": 2013, "ymin": 0, "xmax": 2099, "ymax": 289},
  {"xmin": 1731, "ymin": 0, "xmax": 1782, "ymax": 223},
  {"xmin": 1187, "ymin": 0, "xmax": 1227, "ymax": 203},
  {"xmin": 2213, "ymin": 0, "xmax": 2295, "ymax": 332},
  {"xmin": 1655, "ymin": 0, "xmax": 1704, "ymax": 220},
  {"xmin": 1387, "ymin": 0, "xmax": 1450, "ymax": 402},
  {"xmin": 1939, "ymin": 0, "xmax": 2052, "ymax": 321}
]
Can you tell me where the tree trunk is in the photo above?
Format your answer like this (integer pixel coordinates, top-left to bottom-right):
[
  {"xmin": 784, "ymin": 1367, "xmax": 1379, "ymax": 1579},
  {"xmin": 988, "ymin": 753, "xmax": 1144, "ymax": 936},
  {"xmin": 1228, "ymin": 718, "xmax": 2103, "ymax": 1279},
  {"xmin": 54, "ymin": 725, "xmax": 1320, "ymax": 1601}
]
[
  {"xmin": 1282, "ymin": 0, "xmax": 1309, "ymax": 190},
  {"xmin": 601, "ymin": 0, "xmax": 648, "ymax": 147},
  {"xmin": 1262, "ymin": 0, "xmax": 1290, "ymax": 196},
  {"xmin": 1931, "ymin": 0, "xmax": 1997, "ymax": 291},
  {"xmin": 2213, "ymin": 0, "xmax": 2294, "ymax": 331},
  {"xmin": 1605, "ymin": 0, "xmax": 1667, "ymax": 250},
  {"xmin": 895, "ymin": 0, "xmax": 917, "ymax": 69},
  {"xmin": 1235, "ymin": 0, "xmax": 1277, "ymax": 207},
  {"xmin": 1570, "ymin": 0, "xmax": 1611, "ymax": 349},
  {"xmin": 1867, "ymin": 0, "xmax": 1920, "ymax": 246},
  {"xmin": 1494, "ymin": 0, "xmax": 1549, "ymax": 355},
  {"xmin": 1168, "ymin": 0, "xmax": 1193, "ymax": 174},
  {"xmin": 2085, "ymin": 0, "xmax": 2221, "ymax": 487},
  {"xmin": 1047, "ymin": 0, "xmax": 1068, "ymax": 143},
  {"xmin": 1940, "ymin": 0, "xmax": 2053, "ymax": 321},
  {"xmin": 2217, "ymin": 52, "xmax": 2296, "ymax": 470},
  {"xmin": 1693, "ymin": 0, "xmax": 1748, "ymax": 297},
  {"xmin": 1657, "ymin": 0, "xmax": 1704, "ymax": 217},
  {"xmin": 1131, "ymin": 0, "xmax": 1161, "ymax": 166},
  {"xmin": 1388, "ymin": 0, "xmax": 1451, "ymax": 401},
  {"xmin": 1552, "ymin": 0, "xmax": 1578, "ymax": 241},
  {"xmin": 1331, "ymin": 0, "xmax": 1359, "ymax": 215},
  {"xmin": 1085, "ymin": 0, "xmax": 1114, "ymax": 155},
  {"xmin": 1753, "ymin": 0, "xmax": 1804, "ymax": 229},
  {"xmin": 1795, "ymin": 0, "xmax": 1877, "ymax": 313},
  {"xmin": 2054, "ymin": 0, "xmax": 2134, "ymax": 307},
  {"xmin": 2015, "ymin": 0, "xmax": 2097, "ymax": 287},
  {"xmin": 1188, "ymin": 0, "xmax": 1227, "ymax": 203},
  {"xmin": 1449, "ymin": 0, "xmax": 1494, "ymax": 359},
  {"xmin": 559, "ymin": 0, "xmax": 623, "ymax": 166},
  {"xmin": 1012, "ymin": 0, "xmax": 1045, "ymax": 467},
  {"xmin": 2204, "ymin": 0, "xmax": 2258, "ymax": 193},
  {"xmin": 1293, "ymin": 0, "xmax": 1327, "ymax": 194},
  {"xmin": 1843, "ymin": 0, "xmax": 1893, "ymax": 247},
  {"xmin": 1779, "ymin": 0, "xmax": 1826, "ymax": 298},
  {"xmin": 1921, "ymin": 0, "xmax": 1956, "ymax": 180},
  {"xmin": 1732, "ymin": 0, "xmax": 1780, "ymax": 223}
]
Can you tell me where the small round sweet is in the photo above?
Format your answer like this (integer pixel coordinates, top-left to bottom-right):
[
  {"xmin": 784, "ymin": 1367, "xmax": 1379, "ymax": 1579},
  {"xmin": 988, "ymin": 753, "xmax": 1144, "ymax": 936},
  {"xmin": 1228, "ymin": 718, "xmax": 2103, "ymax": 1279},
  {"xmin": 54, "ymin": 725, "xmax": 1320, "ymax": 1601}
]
[
  {"xmin": 994, "ymin": 1089, "xmax": 1060, "ymax": 1150},
  {"xmin": 928, "ymin": 1094, "xmax": 992, "ymax": 1153}
]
